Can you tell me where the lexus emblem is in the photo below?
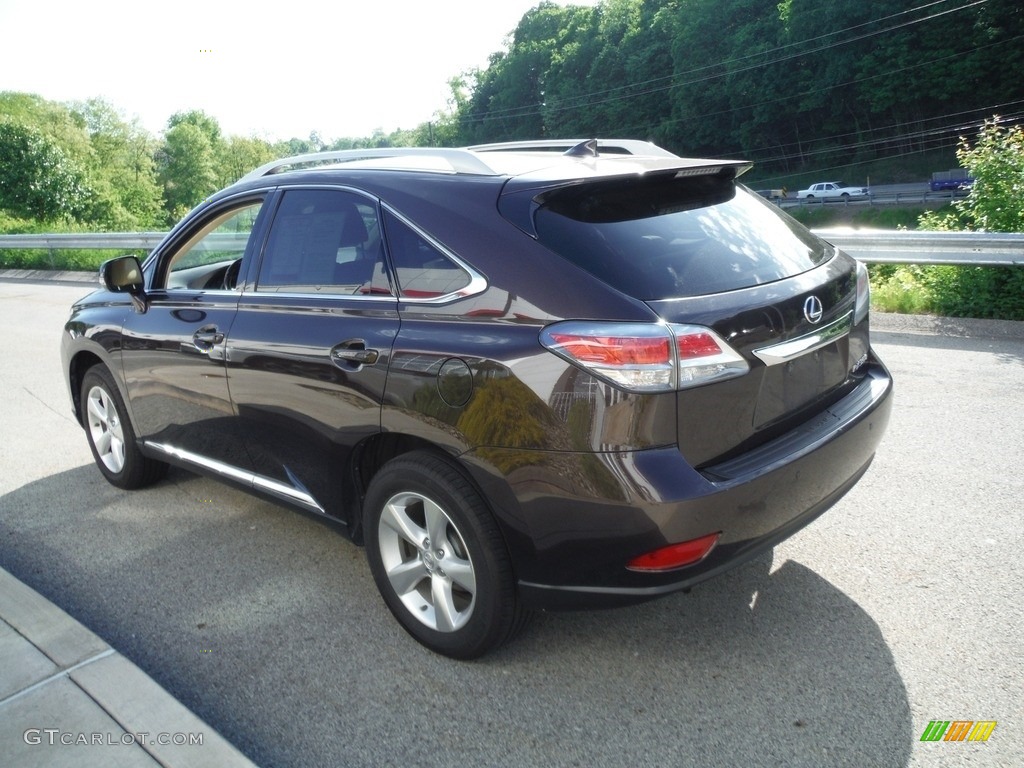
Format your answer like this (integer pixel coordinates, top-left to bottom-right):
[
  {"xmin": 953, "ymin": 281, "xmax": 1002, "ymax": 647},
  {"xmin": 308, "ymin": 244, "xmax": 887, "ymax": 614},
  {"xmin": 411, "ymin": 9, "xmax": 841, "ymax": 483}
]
[{"xmin": 803, "ymin": 295, "xmax": 824, "ymax": 324}]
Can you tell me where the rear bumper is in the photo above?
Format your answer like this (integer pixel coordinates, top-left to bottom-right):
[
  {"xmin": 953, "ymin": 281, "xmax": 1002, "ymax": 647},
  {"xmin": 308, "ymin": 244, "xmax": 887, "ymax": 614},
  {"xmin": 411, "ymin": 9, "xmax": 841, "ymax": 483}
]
[{"xmin": 468, "ymin": 360, "xmax": 892, "ymax": 610}]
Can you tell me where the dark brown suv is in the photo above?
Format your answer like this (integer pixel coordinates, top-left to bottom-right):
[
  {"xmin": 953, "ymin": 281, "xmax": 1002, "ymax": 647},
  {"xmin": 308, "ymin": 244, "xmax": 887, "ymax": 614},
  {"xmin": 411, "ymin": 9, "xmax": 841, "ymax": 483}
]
[{"xmin": 62, "ymin": 139, "xmax": 892, "ymax": 658}]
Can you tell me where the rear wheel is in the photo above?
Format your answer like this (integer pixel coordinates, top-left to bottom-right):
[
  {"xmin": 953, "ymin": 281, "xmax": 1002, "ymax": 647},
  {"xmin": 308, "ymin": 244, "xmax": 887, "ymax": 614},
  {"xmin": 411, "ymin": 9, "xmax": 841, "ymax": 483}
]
[
  {"xmin": 81, "ymin": 366, "xmax": 167, "ymax": 489},
  {"xmin": 363, "ymin": 451, "xmax": 528, "ymax": 659}
]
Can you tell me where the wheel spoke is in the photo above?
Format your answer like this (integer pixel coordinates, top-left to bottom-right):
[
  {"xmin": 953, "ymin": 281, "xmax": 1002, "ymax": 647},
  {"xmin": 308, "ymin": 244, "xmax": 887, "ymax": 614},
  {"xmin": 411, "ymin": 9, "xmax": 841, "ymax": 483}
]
[
  {"xmin": 423, "ymin": 498, "xmax": 451, "ymax": 551},
  {"xmin": 380, "ymin": 499, "xmax": 426, "ymax": 547},
  {"xmin": 87, "ymin": 394, "xmax": 107, "ymax": 426},
  {"xmin": 444, "ymin": 557, "xmax": 475, "ymax": 595},
  {"xmin": 110, "ymin": 436, "xmax": 125, "ymax": 470},
  {"xmin": 95, "ymin": 430, "xmax": 112, "ymax": 456},
  {"xmin": 387, "ymin": 558, "xmax": 429, "ymax": 596},
  {"xmin": 431, "ymin": 575, "xmax": 459, "ymax": 633}
]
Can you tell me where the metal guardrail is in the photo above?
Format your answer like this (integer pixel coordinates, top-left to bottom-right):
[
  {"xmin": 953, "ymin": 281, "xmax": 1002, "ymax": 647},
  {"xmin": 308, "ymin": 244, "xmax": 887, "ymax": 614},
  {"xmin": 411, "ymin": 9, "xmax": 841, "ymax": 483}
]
[
  {"xmin": 0, "ymin": 230, "xmax": 1022, "ymax": 267},
  {"xmin": 815, "ymin": 230, "xmax": 1024, "ymax": 266},
  {"xmin": 779, "ymin": 190, "xmax": 968, "ymax": 208},
  {"xmin": 0, "ymin": 232, "xmax": 167, "ymax": 250}
]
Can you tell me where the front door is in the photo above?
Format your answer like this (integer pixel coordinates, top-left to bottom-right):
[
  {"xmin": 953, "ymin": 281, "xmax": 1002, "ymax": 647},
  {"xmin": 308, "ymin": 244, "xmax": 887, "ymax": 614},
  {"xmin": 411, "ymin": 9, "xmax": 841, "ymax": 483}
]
[{"xmin": 119, "ymin": 195, "xmax": 269, "ymax": 469}]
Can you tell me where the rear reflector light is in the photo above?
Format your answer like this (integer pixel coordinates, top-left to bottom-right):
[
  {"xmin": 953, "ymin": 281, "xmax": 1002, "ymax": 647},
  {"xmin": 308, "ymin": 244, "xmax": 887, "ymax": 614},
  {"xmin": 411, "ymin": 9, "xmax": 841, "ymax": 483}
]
[
  {"xmin": 627, "ymin": 532, "xmax": 721, "ymax": 571},
  {"xmin": 540, "ymin": 321, "xmax": 748, "ymax": 392},
  {"xmin": 854, "ymin": 259, "xmax": 870, "ymax": 325}
]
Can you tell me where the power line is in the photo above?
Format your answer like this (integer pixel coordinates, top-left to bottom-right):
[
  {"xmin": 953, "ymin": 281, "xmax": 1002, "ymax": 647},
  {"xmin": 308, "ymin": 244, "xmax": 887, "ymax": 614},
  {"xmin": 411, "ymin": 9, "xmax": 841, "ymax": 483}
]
[
  {"xmin": 544, "ymin": 0, "xmax": 986, "ymax": 117},
  {"xmin": 607, "ymin": 33, "xmax": 1023, "ymax": 148},
  {"xmin": 461, "ymin": 0, "xmax": 987, "ymax": 125},
  {"xmin": 743, "ymin": 111, "xmax": 1024, "ymax": 185}
]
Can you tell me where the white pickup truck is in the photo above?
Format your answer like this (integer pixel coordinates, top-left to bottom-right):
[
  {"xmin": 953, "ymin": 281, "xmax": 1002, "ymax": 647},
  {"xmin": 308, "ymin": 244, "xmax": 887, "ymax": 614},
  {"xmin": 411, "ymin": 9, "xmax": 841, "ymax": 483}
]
[{"xmin": 797, "ymin": 181, "xmax": 869, "ymax": 199}]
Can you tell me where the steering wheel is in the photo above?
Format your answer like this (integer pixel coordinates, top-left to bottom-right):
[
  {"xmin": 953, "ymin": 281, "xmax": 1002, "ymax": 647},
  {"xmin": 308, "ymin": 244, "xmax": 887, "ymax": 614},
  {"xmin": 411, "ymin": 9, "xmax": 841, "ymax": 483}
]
[{"xmin": 222, "ymin": 259, "xmax": 242, "ymax": 290}]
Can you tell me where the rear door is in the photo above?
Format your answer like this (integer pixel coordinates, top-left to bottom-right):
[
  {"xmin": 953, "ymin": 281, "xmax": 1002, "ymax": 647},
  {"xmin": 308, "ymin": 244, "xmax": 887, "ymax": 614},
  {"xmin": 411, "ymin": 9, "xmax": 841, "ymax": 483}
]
[{"xmin": 224, "ymin": 187, "xmax": 399, "ymax": 523}]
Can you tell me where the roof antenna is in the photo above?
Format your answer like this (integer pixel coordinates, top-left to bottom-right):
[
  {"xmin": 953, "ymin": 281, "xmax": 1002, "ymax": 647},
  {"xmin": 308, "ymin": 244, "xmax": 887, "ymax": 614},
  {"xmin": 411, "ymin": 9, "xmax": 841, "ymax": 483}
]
[{"xmin": 564, "ymin": 139, "xmax": 599, "ymax": 158}]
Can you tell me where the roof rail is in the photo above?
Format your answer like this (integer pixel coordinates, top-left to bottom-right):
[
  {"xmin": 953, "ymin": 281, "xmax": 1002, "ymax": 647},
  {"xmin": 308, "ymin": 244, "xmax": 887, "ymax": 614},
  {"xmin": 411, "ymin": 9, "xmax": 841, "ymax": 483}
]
[
  {"xmin": 236, "ymin": 148, "xmax": 498, "ymax": 184},
  {"xmin": 467, "ymin": 139, "xmax": 680, "ymax": 158}
]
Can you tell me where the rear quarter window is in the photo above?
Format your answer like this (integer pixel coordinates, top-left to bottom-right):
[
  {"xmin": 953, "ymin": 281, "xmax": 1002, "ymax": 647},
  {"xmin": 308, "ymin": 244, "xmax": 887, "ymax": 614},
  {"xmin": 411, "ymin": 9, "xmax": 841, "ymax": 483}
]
[
  {"xmin": 382, "ymin": 209, "xmax": 473, "ymax": 299},
  {"xmin": 533, "ymin": 174, "xmax": 827, "ymax": 300}
]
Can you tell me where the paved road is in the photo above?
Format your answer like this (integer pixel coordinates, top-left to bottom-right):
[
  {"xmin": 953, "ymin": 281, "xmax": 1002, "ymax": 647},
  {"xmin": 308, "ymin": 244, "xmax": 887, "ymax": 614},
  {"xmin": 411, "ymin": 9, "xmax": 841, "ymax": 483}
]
[{"xmin": 1, "ymin": 281, "xmax": 1020, "ymax": 768}]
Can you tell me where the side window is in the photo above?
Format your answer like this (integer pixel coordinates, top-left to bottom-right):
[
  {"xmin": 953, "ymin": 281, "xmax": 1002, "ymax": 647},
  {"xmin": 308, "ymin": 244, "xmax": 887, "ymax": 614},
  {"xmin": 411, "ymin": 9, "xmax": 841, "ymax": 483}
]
[
  {"xmin": 381, "ymin": 210, "xmax": 471, "ymax": 298},
  {"xmin": 164, "ymin": 201, "xmax": 263, "ymax": 290},
  {"xmin": 256, "ymin": 189, "xmax": 391, "ymax": 296}
]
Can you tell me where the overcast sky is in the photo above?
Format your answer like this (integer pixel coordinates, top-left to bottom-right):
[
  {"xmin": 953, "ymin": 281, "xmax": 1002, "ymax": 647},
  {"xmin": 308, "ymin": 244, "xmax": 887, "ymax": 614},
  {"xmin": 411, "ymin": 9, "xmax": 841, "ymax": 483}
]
[{"xmin": 0, "ymin": 0, "xmax": 595, "ymax": 141}]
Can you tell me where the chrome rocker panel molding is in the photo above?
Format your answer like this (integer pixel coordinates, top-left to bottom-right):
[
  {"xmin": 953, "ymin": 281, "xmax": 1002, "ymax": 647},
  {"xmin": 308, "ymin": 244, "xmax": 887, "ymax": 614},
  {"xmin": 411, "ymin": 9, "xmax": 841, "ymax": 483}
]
[{"xmin": 144, "ymin": 441, "xmax": 326, "ymax": 515}]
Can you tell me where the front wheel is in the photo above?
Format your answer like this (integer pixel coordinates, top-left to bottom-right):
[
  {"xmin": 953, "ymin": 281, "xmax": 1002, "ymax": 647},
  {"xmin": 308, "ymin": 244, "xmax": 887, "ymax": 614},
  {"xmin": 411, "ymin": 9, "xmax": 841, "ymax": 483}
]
[
  {"xmin": 363, "ymin": 452, "xmax": 528, "ymax": 659},
  {"xmin": 80, "ymin": 366, "xmax": 167, "ymax": 489}
]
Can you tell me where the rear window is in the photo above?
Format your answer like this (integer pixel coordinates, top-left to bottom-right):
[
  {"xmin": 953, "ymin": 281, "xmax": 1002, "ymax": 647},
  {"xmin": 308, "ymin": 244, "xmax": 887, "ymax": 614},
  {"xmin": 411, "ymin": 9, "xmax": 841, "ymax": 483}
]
[{"xmin": 533, "ymin": 174, "xmax": 828, "ymax": 300}]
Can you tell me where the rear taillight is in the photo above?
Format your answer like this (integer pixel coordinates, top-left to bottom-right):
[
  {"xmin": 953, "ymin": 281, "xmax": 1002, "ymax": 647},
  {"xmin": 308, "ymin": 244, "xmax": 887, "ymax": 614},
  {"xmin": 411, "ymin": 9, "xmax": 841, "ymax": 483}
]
[{"xmin": 539, "ymin": 321, "xmax": 748, "ymax": 393}]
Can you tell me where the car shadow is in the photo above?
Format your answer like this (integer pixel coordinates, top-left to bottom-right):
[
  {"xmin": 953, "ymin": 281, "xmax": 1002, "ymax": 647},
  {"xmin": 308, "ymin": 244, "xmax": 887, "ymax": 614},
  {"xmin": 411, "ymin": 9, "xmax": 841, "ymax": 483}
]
[
  {"xmin": 1, "ymin": 465, "xmax": 912, "ymax": 768},
  {"xmin": 496, "ymin": 553, "xmax": 913, "ymax": 766}
]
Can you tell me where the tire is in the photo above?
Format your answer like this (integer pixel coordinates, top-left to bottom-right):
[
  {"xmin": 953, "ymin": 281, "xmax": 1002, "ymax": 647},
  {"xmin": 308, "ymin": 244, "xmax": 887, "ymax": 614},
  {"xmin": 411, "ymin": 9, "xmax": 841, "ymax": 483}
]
[
  {"xmin": 80, "ymin": 366, "xmax": 168, "ymax": 490},
  {"xmin": 363, "ymin": 451, "xmax": 528, "ymax": 659}
]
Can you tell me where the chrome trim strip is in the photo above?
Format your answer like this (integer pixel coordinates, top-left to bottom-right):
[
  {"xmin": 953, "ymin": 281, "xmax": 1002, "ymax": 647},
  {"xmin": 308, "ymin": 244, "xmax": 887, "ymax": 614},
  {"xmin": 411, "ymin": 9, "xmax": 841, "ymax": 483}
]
[
  {"xmin": 253, "ymin": 475, "xmax": 325, "ymax": 514},
  {"xmin": 753, "ymin": 311, "xmax": 853, "ymax": 366},
  {"xmin": 380, "ymin": 203, "xmax": 489, "ymax": 304},
  {"xmin": 144, "ymin": 442, "xmax": 325, "ymax": 514},
  {"xmin": 231, "ymin": 186, "xmax": 488, "ymax": 306}
]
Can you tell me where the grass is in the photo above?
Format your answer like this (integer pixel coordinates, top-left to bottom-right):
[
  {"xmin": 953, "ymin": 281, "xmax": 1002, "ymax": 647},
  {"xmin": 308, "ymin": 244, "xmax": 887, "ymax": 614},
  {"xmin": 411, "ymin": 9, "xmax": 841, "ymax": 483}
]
[
  {"xmin": 787, "ymin": 205, "xmax": 941, "ymax": 231},
  {"xmin": 0, "ymin": 248, "xmax": 119, "ymax": 271}
]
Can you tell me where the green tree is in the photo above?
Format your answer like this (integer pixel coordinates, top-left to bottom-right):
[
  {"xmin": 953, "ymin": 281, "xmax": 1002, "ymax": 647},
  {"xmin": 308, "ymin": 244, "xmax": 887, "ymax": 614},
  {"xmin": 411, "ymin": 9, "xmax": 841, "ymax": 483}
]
[
  {"xmin": 167, "ymin": 109, "xmax": 222, "ymax": 146},
  {"xmin": 457, "ymin": 2, "xmax": 581, "ymax": 143},
  {"xmin": 157, "ymin": 121, "xmax": 218, "ymax": 221},
  {"xmin": 217, "ymin": 135, "xmax": 276, "ymax": 186},
  {"xmin": 903, "ymin": 119, "xmax": 1024, "ymax": 320},
  {"xmin": 921, "ymin": 119, "xmax": 1024, "ymax": 232},
  {"xmin": 70, "ymin": 98, "xmax": 163, "ymax": 228},
  {"xmin": 0, "ymin": 121, "xmax": 89, "ymax": 220}
]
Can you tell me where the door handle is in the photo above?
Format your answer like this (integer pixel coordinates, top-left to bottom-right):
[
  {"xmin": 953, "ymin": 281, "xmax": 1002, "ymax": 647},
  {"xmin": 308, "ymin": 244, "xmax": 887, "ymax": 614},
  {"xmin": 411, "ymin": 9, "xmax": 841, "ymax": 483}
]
[
  {"xmin": 331, "ymin": 340, "xmax": 379, "ymax": 368},
  {"xmin": 192, "ymin": 326, "xmax": 225, "ymax": 352},
  {"xmin": 333, "ymin": 348, "xmax": 379, "ymax": 364}
]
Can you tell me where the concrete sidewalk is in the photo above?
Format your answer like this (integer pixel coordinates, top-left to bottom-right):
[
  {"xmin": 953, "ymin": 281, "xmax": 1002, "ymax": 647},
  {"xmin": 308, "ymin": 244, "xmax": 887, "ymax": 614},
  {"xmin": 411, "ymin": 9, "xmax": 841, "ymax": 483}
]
[{"xmin": 0, "ymin": 568, "xmax": 257, "ymax": 768}]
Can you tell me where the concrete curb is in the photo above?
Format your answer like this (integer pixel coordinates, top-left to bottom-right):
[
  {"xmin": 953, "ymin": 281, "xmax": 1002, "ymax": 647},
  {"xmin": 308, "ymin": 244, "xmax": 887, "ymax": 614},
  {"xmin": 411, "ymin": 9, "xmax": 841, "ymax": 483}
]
[
  {"xmin": 871, "ymin": 311, "xmax": 1024, "ymax": 340},
  {"xmin": 0, "ymin": 568, "xmax": 257, "ymax": 768},
  {"xmin": 0, "ymin": 269, "xmax": 97, "ymax": 284}
]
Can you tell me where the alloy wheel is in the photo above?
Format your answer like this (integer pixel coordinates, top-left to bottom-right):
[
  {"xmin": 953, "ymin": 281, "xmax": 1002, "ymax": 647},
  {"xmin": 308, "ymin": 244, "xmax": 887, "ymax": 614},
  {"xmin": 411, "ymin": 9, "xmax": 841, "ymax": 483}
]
[
  {"xmin": 377, "ymin": 491, "xmax": 477, "ymax": 633},
  {"xmin": 86, "ymin": 385, "xmax": 126, "ymax": 474}
]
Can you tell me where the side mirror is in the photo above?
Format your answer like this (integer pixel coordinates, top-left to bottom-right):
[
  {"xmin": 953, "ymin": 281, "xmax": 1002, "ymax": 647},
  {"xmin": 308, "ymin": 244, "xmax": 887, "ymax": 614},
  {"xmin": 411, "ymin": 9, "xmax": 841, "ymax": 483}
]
[{"xmin": 99, "ymin": 255, "xmax": 144, "ymax": 293}]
